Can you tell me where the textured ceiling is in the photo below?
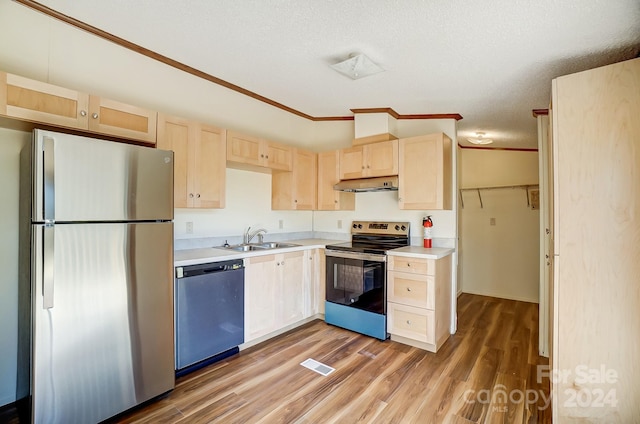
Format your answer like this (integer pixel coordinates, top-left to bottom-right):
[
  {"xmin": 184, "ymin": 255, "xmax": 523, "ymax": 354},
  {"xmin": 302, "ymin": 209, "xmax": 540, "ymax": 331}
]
[{"xmin": 35, "ymin": 0, "xmax": 640, "ymax": 148}]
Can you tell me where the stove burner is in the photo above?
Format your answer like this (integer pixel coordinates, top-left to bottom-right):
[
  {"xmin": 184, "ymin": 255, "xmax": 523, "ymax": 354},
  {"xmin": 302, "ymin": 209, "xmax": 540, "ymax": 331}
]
[{"xmin": 326, "ymin": 221, "xmax": 411, "ymax": 253}]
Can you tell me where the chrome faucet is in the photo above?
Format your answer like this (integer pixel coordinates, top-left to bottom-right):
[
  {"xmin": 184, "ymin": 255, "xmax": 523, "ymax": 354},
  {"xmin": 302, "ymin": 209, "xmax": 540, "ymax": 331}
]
[{"xmin": 244, "ymin": 227, "xmax": 267, "ymax": 244}]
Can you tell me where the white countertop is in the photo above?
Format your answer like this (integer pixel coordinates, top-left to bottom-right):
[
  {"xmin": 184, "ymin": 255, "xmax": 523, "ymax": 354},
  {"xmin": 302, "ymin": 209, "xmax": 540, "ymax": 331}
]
[
  {"xmin": 387, "ymin": 246, "xmax": 454, "ymax": 260},
  {"xmin": 175, "ymin": 239, "xmax": 454, "ymax": 266},
  {"xmin": 174, "ymin": 239, "xmax": 344, "ymax": 267}
]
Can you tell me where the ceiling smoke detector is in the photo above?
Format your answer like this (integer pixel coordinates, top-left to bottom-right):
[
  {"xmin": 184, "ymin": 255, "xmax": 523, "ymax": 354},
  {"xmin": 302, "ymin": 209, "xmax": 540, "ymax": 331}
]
[
  {"xmin": 330, "ymin": 53, "xmax": 384, "ymax": 80},
  {"xmin": 467, "ymin": 132, "xmax": 493, "ymax": 145}
]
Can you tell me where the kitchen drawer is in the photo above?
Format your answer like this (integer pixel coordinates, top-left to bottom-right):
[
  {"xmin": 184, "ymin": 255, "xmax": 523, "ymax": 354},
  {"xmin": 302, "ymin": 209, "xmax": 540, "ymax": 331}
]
[
  {"xmin": 388, "ymin": 303, "xmax": 435, "ymax": 344},
  {"xmin": 388, "ymin": 255, "xmax": 434, "ymax": 275},
  {"xmin": 388, "ymin": 271, "xmax": 434, "ymax": 309}
]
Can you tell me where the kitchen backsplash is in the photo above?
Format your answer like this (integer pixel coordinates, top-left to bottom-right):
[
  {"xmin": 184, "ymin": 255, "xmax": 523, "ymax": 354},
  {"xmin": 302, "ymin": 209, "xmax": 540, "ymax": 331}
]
[{"xmin": 174, "ymin": 232, "xmax": 454, "ymax": 250}]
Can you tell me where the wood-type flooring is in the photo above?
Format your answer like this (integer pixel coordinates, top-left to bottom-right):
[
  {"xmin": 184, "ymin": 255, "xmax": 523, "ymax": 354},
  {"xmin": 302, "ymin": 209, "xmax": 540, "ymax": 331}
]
[{"xmin": 2, "ymin": 294, "xmax": 551, "ymax": 423}]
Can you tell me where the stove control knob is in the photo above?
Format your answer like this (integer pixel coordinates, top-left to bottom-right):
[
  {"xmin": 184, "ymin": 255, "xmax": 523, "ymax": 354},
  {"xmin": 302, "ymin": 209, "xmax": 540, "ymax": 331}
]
[
  {"xmin": 395, "ymin": 225, "xmax": 400, "ymax": 231},
  {"xmin": 401, "ymin": 225, "xmax": 407, "ymax": 231},
  {"xmin": 352, "ymin": 223, "xmax": 357, "ymax": 229},
  {"xmin": 357, "ymin": 224, "xmax": 363, "ymax": 229}
]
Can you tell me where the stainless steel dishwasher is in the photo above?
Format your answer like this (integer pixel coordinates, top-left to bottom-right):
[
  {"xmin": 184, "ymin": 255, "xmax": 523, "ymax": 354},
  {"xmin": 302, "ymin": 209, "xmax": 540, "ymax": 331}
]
[{"xmin": 174, "ymin": 259, "xmax": 244, "ymax": 375}]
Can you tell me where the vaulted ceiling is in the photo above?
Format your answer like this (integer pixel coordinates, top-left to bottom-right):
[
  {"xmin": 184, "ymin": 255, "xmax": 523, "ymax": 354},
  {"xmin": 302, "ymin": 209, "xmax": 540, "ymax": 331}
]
[{"xmin": 29, "ymin": 0, "xmax": 640, "ymax": 148}]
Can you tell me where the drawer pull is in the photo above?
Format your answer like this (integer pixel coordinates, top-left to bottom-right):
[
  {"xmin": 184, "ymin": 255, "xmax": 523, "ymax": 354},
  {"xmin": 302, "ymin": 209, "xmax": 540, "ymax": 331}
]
[
  {"xmin": 406, "ymin": 320, "xmax": 411, "ymax": 325},
  {"xmin": 406, "ymin": 287, "xmax": 411, "ymax": 292},
  {"xmin": 407, "ymin": 263, "xmax": 411, "ymax": 267}
]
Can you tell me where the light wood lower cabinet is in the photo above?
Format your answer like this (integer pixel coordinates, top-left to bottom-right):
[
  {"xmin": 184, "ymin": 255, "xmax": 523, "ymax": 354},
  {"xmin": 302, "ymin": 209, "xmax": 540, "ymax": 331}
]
[
  {"xmin": 0, "ymin": 71, "xmax": 157, "ymax": 144},
  {"xmin": 387, "ymin": 253, "xmax": 452, "ymax": 352},
  {"xmin": 244, "ymin": 251, "xmax": 305, "ymax": 342},
  {"xmin": 305, "ymin": 248, "xmax": 326, "ymax": 316},
  {"xmin": 157, "ymin": 113, "xmax": 226, "ymax": 208}
]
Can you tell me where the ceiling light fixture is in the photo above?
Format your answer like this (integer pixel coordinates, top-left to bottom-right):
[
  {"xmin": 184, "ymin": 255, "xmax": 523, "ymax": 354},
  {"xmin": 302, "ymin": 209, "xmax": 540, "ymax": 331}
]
[
  {"xmin": 467, "ymin": 132, "xmax": 493, "ymax": 145},
  {"xmin": 330, "ymin": 53, "xmax": 384, "ymax": 80}
]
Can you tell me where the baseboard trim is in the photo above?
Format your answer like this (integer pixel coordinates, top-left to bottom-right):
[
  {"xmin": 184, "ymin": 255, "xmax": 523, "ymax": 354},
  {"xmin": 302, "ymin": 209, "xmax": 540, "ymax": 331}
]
[{"xmin": 460, "ymin": 289, "xmax": 539, "ymax": 304}]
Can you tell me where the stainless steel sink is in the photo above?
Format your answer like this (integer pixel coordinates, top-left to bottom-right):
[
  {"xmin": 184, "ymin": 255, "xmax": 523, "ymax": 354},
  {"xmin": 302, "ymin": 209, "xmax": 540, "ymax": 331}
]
[
  {"xmin": 255, "ymin": 242, "xmax": 300, "ymax": 249},
  {"xmin": 224, "ymin": 244, "xmax": 268, "ymax": 252},
  {"xmin": 217, "ymin": 242, "xmax": 300, "ymax": 252}
]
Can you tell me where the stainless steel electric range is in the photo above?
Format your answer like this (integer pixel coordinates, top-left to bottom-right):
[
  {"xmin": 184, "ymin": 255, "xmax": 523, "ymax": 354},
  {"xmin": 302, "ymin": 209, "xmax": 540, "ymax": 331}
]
[{"xmin": 324, "ymin": 221, "xmax": 410, "ymax": 340}]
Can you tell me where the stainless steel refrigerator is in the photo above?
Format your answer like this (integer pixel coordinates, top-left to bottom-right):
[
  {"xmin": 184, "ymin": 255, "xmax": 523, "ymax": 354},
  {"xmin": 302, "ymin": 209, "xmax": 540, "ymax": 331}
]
[{"xmin": 18, "ymin": 129, "xmax": 175, "ymax": 423}]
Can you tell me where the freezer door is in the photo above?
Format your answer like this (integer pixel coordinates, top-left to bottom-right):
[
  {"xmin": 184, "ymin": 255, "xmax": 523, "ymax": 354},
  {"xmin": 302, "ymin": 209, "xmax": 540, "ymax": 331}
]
[
  {"xmin": 31, "ymin": 222, "xmax": 174, "ymax": 424},
  {"xmin": 32, "ymin": 129, "xmax": 173, "ymax": 222}
]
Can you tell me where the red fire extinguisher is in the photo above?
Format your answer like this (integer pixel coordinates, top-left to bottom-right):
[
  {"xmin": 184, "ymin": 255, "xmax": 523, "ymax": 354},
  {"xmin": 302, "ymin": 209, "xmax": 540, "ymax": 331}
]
[{"xmin": 423, "ymin": 216, "xmax": 433, "ymax": 248}]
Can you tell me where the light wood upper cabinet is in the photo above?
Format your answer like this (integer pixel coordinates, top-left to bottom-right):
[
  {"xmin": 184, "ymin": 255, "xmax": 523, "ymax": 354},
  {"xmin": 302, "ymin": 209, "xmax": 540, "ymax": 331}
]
[
  {"xmin": 398, "ymin": 133, "xmax": 452, "ymax": 210},
  {"xmin": 272, "ymin": 148, "xmax": 317, "ymax": 210},
  {"xmin": 339, "ymin": 139, "xmax": 398, "ymax": 180},
  {"xmin": 317, "ymin": 150, "xmax": 355, "ymax": 210},
  {"xmin": 87, "ymin": 95, "xmax": 157, "ymax": 144},
  {"xmin": 226, "ymin": 131, "xmax": 292, "ymax": 171},
  {"xmin": 0, "ymin": 72, "xmax": 157, "ymax": 144},
  {"xmin": 157, "ymin": 113, "xmax": 226, "ymax": 209},
  {"xmin": 0, "ymin": 71, "xmax": 89, "ymax": 129},
  {"xmin": 226, "ymin": 131, "xmax": 262, "ymax": 166},
  {"xmin": 264, "ymin": 141, "xmax": 293, "ymax": 171}
]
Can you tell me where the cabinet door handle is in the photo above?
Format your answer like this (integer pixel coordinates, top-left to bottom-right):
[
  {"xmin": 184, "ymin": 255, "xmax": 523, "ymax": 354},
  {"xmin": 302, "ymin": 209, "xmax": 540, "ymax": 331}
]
[
  {"xmin": 406, "ymin": 287, "xmax": 411, "ymax": 292},
  {"xmin": 265, "ymin": 155, "xmax": 269, "ymax": 159},
  {"xmin": 80, "ymin": 110, "xmax": 87, "ymax": 117},
  {"xmin": 361, "ymin": 166, "xmax": 365, "ymax": 169},
  {"xmin": 196, "ymin": 193, "xmax": 201, "ymax": 198},
  {"xmin": 406, "ymin": 320, "xmax": 411, "ymax": 325},
  {"xmin": 91, "ymin": 112, "xmax": 99, "ymax": 119},
  {"xmin": 189, "ymin": 193, "xmax": 194, "ymax": 198},
  {"xmin": 407, "ymin": 263, "xmax": 411, "ymax": 267}
]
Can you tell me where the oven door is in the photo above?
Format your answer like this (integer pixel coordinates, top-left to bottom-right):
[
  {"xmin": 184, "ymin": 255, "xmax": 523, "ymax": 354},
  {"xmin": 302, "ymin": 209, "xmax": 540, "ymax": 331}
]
[{"xmin": 325, "ymin": 250, "xmax": 386, "ymax": 314}]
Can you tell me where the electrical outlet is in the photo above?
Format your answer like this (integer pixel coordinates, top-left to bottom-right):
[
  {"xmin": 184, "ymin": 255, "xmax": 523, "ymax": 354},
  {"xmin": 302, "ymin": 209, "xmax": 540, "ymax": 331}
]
[
  {"xmin": 186, "ymin": 222, "xmax": 193, "ymax": 234},
  {"xmin": 279, "ymin": 219, "xmax": 284, "ymax": 229},
  {"xmin": 337, "ymin": 219, "xmax": 342, "ymax": 229},
  {"xmin": 490, "ymin": 217, "xmax": 496, "ymax": 226}
]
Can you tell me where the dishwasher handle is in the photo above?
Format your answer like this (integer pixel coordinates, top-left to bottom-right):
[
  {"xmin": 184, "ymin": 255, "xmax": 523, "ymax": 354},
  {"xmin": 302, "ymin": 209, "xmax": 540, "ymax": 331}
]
[{"xmin": 176, "ymin": 259, "xmax": 244, "ymax": 279}]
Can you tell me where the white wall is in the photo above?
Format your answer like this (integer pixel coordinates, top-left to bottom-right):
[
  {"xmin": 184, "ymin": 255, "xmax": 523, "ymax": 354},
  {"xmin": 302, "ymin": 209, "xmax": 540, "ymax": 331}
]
[
  {"xmin": 0, "ymin": 128, "xmax": 30, "ymax": 406},
  {"xmin": 174, "ymin": 169, "xmax": 312, "ymax": 241},
  {"xmin": 460, "ymin": 149, "xmax": 539, "ymax": 302}
]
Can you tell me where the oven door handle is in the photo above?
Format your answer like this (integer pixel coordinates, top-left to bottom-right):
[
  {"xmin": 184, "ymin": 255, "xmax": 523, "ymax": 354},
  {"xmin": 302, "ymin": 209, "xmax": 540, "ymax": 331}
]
[{"xmin": 325, "ymin": 249, "xmax": 387, "ymax": 262}]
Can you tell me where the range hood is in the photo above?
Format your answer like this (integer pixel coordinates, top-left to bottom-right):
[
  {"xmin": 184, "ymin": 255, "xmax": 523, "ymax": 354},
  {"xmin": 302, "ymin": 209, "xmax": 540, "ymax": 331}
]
[{"xmin": 333, "ymin": 176, "xmax": 399, "ymax": 192}]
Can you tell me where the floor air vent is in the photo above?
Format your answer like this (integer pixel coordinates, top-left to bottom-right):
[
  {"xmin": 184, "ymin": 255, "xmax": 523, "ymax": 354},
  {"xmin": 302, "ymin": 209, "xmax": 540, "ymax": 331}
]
[{"xmin": 300, "ymin": 358, "xmax": 335, "ymax": 376}]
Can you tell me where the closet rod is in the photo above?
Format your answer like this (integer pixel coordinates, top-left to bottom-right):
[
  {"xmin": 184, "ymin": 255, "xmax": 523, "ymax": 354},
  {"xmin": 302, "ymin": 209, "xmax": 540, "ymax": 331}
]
[
  {"xmin": 459, "ymin": 184, "xmax": 539, "ymax": 209},
  {"xmin": 459, "ymin": 184, "xmax": 539, "ymax": 192}
]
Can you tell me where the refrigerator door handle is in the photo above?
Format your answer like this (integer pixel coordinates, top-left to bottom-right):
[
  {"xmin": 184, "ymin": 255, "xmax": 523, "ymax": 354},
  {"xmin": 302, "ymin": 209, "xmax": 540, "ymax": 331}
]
[
  {"xmin": 43, "ymin": 136, "xmax": 55, "ymax": 222},
  {"xmin": 43, "ymin": 225, "xmax": 54, "ymax": 309}
]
